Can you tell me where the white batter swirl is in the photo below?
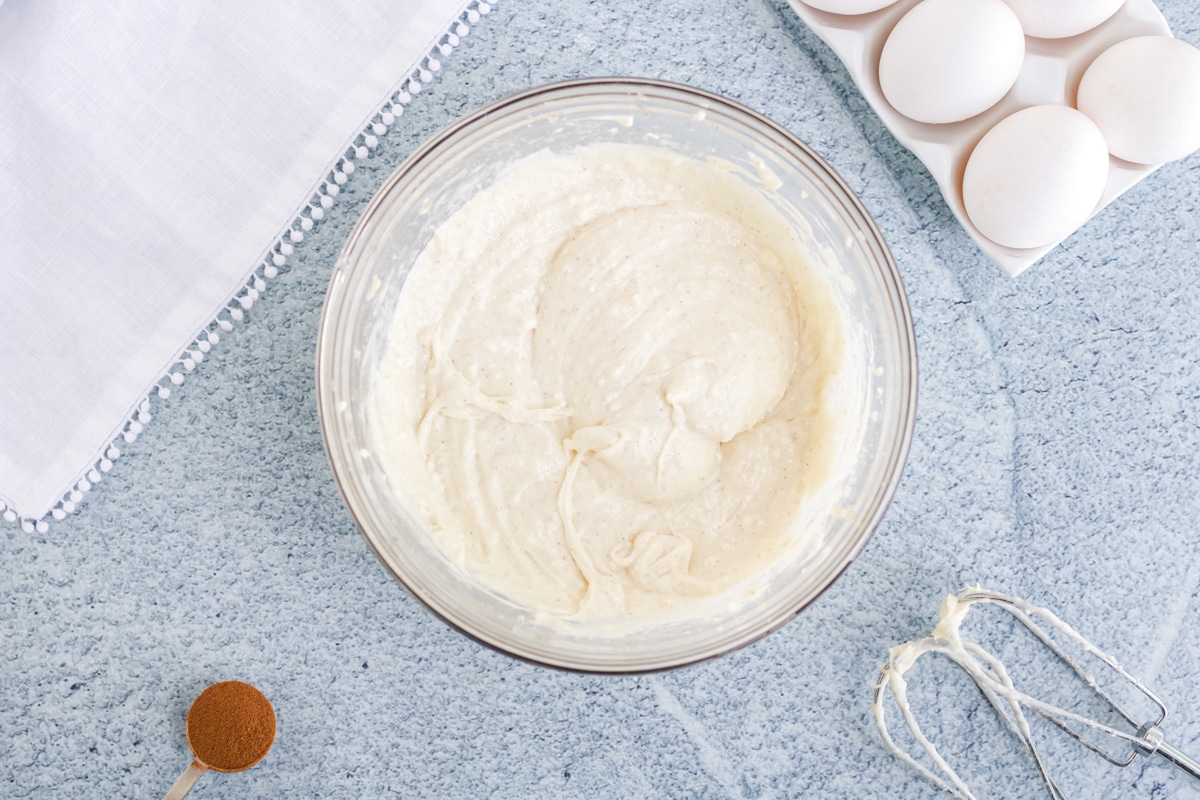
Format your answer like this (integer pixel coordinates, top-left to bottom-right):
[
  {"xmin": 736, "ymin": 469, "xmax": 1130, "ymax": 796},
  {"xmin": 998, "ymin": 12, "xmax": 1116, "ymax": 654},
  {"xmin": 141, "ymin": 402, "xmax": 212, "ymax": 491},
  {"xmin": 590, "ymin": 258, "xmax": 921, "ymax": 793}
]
[{"xmin": 374, "ymin": 144, "xmax": 850, "ymax": 620}]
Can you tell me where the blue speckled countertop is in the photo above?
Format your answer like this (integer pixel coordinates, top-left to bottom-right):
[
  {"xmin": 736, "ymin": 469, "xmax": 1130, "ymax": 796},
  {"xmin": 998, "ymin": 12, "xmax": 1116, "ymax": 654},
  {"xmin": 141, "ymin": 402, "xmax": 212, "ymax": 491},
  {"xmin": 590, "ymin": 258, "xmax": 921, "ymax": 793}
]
[{"xmin": 3, "ymin": 1, "xmax": 1199, "ymax": 798}]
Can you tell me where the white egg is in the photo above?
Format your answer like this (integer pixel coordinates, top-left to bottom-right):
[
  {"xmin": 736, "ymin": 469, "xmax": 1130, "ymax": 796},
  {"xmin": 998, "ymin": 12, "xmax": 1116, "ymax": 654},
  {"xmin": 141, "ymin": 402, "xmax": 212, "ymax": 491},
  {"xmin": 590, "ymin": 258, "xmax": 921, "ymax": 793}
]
[
  {"xmin": 1077, "ymin": 36, "xmax": 1200, "ymax": 165},
  {"xmin": 963, "ymin": 105, "xmax": 1110, "ymax": 250},
  {"xmin": 1001, "ymin": 0, "xmax": 1125, "ymax": 39},
  {"xmin": 800, "ymin": 0, "xmax": 900, "ymax": 14},
  {"xmin": 879, "ymin": 0, "xmax": 1025, "ymax": 124}
]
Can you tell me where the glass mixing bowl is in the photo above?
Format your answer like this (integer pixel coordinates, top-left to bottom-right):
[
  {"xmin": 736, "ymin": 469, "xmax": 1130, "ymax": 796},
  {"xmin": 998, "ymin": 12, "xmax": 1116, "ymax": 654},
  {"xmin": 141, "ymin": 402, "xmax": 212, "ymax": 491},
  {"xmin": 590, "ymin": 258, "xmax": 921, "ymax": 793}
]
[{"xmin": 317, "ymin": 78, "xmax": 916, "ymax": 672}]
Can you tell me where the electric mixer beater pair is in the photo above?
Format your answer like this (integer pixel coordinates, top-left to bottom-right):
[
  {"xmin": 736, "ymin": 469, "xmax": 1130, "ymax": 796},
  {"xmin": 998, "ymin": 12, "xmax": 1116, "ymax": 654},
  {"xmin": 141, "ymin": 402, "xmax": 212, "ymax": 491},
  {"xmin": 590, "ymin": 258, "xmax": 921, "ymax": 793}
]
[{"xmin": 874, "ymin": 588, "xmax": 1200, "ymax": 798}]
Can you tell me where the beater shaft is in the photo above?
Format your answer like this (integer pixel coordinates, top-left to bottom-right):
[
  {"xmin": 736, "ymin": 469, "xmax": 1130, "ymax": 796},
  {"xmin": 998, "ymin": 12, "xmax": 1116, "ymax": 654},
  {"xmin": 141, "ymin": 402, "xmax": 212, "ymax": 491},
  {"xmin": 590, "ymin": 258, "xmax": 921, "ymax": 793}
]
[{"xmin": 1137, "ymin": 725, "xmax": 1200, "ymax": 780}]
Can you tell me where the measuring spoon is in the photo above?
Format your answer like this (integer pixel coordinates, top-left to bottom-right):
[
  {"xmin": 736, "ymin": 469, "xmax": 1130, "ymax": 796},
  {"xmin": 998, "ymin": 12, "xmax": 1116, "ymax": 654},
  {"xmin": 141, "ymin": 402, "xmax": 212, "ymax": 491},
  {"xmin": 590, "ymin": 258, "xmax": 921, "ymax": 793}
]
[{"xmin": 163, "ymin": 680, "xmax": 276, "ymax": 799}]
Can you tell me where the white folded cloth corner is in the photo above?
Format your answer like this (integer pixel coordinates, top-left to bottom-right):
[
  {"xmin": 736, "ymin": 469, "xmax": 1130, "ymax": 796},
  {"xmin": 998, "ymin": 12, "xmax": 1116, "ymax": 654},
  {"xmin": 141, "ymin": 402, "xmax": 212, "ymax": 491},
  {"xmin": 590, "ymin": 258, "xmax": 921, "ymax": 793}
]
[{"xmin": 0, "ymin": 0, "xmax": 485, "ymax": 526}]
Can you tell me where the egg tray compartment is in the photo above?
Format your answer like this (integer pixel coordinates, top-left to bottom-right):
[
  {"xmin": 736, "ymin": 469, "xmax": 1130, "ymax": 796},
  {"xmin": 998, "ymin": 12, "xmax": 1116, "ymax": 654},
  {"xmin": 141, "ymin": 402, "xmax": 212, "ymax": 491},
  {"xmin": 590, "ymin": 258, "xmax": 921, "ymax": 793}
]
[{"xmin": 788, "ymin": 0, "xmax": 1172, "ymax": 276}]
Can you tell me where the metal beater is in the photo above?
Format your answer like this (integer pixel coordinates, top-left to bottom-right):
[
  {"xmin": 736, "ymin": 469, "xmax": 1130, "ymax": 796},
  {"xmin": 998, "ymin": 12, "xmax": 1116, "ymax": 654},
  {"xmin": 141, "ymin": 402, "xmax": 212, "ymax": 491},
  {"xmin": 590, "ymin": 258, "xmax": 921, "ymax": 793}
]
[{"xmin": 871, "ymin": 587, "xmax": 1200, "ymax": 799}]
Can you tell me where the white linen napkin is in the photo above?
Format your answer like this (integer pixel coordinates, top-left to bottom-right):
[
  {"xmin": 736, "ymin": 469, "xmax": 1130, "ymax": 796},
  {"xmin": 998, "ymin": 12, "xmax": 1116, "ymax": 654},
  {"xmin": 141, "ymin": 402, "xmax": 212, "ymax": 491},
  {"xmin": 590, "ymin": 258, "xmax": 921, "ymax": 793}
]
[{"xmin": 0, "ymin": 0, "xmax": 486, "ymax": 526}]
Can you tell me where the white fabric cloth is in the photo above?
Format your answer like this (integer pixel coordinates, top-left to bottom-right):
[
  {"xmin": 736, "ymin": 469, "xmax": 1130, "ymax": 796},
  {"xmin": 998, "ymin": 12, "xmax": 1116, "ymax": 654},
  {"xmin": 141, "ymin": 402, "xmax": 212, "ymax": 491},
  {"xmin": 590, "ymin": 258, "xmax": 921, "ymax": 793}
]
[{"xmin": 0, "ymin": 0, "xmax": 473, "ymax": 521}]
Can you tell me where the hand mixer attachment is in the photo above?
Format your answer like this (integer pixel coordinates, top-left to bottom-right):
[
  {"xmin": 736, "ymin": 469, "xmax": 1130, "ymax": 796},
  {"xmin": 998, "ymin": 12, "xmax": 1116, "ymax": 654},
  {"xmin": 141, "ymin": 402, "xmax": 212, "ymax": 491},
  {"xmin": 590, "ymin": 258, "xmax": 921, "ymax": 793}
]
[{"xmin": 871, "ymin": 587, "xmax": 1200, "ymax": 799}]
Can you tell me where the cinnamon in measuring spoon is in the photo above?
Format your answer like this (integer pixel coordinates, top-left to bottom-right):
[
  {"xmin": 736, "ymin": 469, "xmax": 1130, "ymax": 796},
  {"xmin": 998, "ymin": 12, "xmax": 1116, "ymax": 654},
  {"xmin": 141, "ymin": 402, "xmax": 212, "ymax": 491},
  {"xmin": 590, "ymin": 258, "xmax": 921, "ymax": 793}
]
[
  {"xmin": 187, "ymin": 681, "xmax": 276, "ymax": 771},
  {"xmin": 163, "ymin": 681, "xmax": 276, "ymax": 799}
]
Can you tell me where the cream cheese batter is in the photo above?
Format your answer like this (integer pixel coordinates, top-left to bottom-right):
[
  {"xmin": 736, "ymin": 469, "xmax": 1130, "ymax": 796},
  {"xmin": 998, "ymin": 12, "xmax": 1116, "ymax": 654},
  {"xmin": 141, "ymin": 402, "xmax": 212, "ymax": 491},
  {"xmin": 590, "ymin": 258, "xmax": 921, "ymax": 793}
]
[{"xmin": 373, "ymin": 143, "xmax": 851, "ymax": 621}]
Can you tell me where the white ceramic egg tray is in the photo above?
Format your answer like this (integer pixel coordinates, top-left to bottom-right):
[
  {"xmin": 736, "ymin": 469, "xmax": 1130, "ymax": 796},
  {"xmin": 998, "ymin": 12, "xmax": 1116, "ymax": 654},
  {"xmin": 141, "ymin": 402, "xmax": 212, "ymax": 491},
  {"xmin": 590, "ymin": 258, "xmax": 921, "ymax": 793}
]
[{"xmin": 788, "ymin": 0, "xmax": 1171, "ymax": 276}]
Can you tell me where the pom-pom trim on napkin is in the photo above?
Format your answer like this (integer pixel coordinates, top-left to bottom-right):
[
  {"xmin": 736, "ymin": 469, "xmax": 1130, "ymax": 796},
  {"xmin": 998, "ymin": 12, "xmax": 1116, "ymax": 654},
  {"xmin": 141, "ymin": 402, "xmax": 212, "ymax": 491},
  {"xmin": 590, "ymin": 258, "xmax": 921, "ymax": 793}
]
[{"xmin": 0, "ymin": 0, "xmax": 497, "ymax": 534}]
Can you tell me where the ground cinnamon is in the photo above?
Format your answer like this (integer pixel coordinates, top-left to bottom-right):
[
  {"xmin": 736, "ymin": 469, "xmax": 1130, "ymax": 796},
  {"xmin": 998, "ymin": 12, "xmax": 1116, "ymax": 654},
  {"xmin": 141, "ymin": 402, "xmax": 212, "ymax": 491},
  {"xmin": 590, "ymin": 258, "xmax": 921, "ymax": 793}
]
[{"xmin": 185, "ymin": 680, "xmax": 276, "ymax": 773}]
